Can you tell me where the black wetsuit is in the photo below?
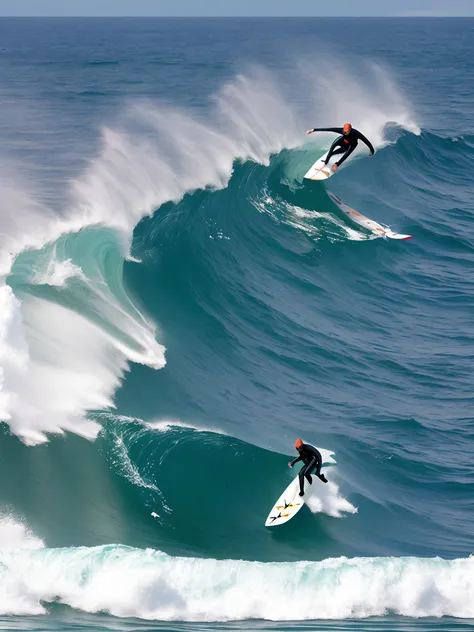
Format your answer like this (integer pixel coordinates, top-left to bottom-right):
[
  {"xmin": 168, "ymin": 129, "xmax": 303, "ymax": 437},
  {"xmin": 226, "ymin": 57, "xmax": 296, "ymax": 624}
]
[
  {"xmin": 290, "ymin": 443, "xmax": 326, "ymax": 496},
  {"xmin": 310, "ymin": 127, "xmax": 375, "ymax": 167}
]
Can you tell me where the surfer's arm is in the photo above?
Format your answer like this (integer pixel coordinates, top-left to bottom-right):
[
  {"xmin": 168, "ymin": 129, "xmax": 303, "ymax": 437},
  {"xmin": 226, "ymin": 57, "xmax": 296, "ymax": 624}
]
[
  {"xmin": 356, "ymin": 131, "xmax": 375, "ymax": 155},
  {"xmin": 307, "ymin": 127, "xmax": 343, "ymax": 135},
  {"xmin": 289, "ymin": 456, "xmax": 302, "ymax": 468}
]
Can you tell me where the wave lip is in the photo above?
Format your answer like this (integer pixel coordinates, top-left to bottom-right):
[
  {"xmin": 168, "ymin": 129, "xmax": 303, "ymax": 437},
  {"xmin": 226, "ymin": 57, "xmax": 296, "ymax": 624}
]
[{"xmin": 0, "ymin": 545, "xmax": 473, "ymax": 620}]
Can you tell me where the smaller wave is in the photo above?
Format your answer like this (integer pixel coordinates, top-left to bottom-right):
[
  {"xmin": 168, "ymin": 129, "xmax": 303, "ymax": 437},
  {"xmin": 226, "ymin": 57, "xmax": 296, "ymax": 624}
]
[
  {"xmin": 0, "ymin": 545, "xmax": 473, "ymax": 620},
  {"xmin": 97, "ymin": 417, "xmax": 352, "ymax": 557},
  {"xmin": 146, "ymin": 418, "xmax": 228, "ymax": 435}
]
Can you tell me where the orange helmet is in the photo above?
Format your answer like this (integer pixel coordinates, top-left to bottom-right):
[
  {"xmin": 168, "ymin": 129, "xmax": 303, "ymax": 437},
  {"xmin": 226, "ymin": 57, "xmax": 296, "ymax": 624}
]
[
  {"xmin": 295, "ymin": 438, "xmax": 303, "ymax": 449},
  {"xmin": 343, "ymin": 123, "xmax": 352, "ymax": 134}
]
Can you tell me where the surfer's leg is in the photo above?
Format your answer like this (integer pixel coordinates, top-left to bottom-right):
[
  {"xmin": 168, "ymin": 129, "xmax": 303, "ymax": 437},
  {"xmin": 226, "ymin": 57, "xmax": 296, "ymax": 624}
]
[
  {"xmin": 312, "ymin": 454, "xmax": 328, "ymax": 483},
  {"xmin": 298, "ymin": 457, "xmax": 317, "ymax": 491},
  {"xmin": 305, "ymin": 456, "xmax": 317, "ymax": 485},
  {"xmin": 324, "ymin": 140, "xmax": 345, "ymax": 164},
  {"xmin": 316, "ymin": 465, "xmax": 328, "ymax": 484},
  {"xmin": 298, "ymin": 465, "xmax": 309, "ymax": 495},
  {"xmin": 313, "ymin": 454, "xmax": 322, "ymax": 476},
  {"xmin": 335, "ymin": 143, "xmax": 357, "ymax": 167}
]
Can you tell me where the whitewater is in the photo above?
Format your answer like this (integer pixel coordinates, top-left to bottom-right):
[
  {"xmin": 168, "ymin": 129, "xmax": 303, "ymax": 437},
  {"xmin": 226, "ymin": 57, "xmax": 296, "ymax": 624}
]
[{"xmin": 1, "ymin": 538, "xmax": 474, "ymax": 620}]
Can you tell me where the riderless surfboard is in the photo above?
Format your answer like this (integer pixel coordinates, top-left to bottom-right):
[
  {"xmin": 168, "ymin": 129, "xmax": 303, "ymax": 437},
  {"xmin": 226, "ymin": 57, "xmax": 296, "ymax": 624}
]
[{"xmin": 328, "ymin": 191, "xmax": 413, "ymax": 240}]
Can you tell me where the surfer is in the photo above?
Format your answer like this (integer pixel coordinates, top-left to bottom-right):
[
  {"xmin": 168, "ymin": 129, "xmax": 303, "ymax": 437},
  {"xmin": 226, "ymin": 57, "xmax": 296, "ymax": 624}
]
[
  {"xmin": 288, "ymin": 439, "xmax": 328, "ymax": 497},
  {"xmin": 306, "ymin": 123, "xmax": 375, "ymax": 172}
]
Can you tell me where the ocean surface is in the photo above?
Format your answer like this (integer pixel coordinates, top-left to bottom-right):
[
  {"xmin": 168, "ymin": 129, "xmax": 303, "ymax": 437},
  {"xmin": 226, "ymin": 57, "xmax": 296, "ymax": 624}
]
[{"xmin": 0, "ymin": 16, "xmax": 473, "ymax": 632}]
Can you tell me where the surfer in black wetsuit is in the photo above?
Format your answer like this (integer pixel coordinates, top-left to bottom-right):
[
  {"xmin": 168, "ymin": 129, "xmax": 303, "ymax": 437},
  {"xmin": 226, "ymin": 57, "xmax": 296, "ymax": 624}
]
[
  {"xmin": 306, "ymin": 123, "xmax": 375, "ymax": 172},
  {"xmin": 288, "ymin": 439, "xmax": 328, "ymax": 497}
]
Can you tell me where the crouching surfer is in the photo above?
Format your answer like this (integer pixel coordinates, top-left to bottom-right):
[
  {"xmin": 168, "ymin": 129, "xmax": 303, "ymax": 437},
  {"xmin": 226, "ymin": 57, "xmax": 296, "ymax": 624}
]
[{"xmin": 288, "ymin": 438, "xmax": 328, "ymax": 497}]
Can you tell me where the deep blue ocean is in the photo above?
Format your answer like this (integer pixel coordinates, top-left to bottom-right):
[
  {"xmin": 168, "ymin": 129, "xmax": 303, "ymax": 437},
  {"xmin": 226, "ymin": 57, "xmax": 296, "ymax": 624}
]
[{"xmin": 0, "ymin": 16, "xmax": 473, "ymax": 632}]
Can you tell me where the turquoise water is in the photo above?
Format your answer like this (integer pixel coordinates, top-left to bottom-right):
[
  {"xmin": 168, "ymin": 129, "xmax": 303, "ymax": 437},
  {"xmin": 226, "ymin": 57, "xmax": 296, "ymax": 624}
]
[{"xmin": 0, "ymin": 17, "xmax": 473, "ymax": 631}]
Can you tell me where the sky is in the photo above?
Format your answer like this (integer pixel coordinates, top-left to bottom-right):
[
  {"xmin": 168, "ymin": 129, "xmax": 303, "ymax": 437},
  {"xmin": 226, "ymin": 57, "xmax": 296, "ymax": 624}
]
[{"xmin": 0, "ymin": 0, "xmax": 473, "ymax": 16}]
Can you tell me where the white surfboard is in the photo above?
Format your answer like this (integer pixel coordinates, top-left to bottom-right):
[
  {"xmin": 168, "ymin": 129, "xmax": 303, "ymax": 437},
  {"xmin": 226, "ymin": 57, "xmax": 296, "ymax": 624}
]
[
  {"xmin": 265, "ymin": 476, "xmax": 304, "ymax": 527},
  {"xmin": 265, "ymin": 445, "xmax": 336, "ymax": 527},
  {"xmin": 328, "ymin": 191, "xmax": 413, "ymax": 241},
  {"xmin": 304, "ymin": 150, "xmax": 339, "ymax": 181}
]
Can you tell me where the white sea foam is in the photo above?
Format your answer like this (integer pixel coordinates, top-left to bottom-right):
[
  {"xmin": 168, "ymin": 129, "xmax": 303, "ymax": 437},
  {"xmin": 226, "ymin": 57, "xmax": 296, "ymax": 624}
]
[
  {"xmin": 0, "ymin": 515, "xmax": 44, "ymax": 550},
  {"xmin": 305, "ymin": 473, "xmax": 358, "ymax": 518},
  {"xmin": 0, "ymin": 545, "xmax": 472, "ymax": 620}
]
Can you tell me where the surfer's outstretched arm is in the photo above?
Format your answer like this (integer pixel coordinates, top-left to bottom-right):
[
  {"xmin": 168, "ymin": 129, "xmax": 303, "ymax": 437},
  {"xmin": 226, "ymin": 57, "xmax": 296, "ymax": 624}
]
[
  {"xmin": 355, "ymin": 131, "xmax": 375, "ymax": 155},
  {"xmin": 289, "ymin": 455, "xmax": 302, "ymax": 468},
  {"xmin": 306, "ymin": 127, "xmax": 343, "ymax": 135},
  {"xmin": 313, "ymin": 451, "xmax": 328, "ymax": 483}
]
